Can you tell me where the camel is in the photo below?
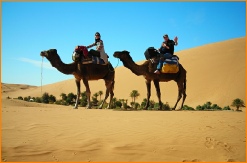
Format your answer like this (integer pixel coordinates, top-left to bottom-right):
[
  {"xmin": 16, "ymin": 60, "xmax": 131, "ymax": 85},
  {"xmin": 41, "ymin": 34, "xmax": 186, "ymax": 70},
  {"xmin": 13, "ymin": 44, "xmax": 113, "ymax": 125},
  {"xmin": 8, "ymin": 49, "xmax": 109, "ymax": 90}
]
[
  {"xmin": 40, "ymin": 49, "xmax": 115, "ymax": 109},
  {"xmin": 113, "ymin": 50, "xmax": 187, "ymax": 110}
]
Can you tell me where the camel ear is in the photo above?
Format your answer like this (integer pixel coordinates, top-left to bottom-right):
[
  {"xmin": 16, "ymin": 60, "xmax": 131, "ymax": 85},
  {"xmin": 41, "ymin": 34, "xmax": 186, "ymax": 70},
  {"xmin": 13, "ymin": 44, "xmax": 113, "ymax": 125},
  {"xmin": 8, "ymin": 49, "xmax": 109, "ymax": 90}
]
[{"xmin": 123, "ymin": 50, "xmax": 129, "ymax": 54}]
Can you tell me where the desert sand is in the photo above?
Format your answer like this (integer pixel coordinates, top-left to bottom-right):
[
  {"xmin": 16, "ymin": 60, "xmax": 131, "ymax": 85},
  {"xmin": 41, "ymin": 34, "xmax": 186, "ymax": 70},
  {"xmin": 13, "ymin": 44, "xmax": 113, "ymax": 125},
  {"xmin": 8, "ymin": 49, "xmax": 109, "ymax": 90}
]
[{"xmin": 1, "ymin": 37, "xmax": 246, "ymax": 162}]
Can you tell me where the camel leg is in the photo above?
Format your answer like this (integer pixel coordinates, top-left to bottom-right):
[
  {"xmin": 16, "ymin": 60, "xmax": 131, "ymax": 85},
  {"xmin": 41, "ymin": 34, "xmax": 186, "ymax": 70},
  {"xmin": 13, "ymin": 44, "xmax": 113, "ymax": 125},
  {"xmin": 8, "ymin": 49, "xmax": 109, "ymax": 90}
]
[
  {"xmin": 180, "ymin": 79, "xmax": 187, "ymax": 109},
  {"xmin": 74, "ymin": 79, "xmax": 81, "ymax": 109},
  {"xmin": 82, "ymin": 78, "xmax": 92, "ymax": 109},
  {"xmin": 107, "ymin": 81, "xmax": 115, "ymax": 109},
  {"xmin": 144, "ymin": 80, "xmax": 151, "ymax": 110},
  {"xmin": 99, "ymin": 80, "xmax": 113, "ymax": 109},
  {"xmin": 153, "ymin": 80, "xmax": 162, "ymax": 110},
  {"xmin": 173, "ymin": 81, "xmax": 185, "ymax": 110}
]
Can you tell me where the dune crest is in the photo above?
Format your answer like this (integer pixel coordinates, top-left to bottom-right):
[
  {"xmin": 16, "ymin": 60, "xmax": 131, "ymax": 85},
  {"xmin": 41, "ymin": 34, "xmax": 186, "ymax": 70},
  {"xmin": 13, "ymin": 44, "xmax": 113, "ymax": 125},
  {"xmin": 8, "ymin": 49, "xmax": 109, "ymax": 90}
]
[{"xmin": 2, "ymin": 37, "xmax": 245, "ymax": 108}]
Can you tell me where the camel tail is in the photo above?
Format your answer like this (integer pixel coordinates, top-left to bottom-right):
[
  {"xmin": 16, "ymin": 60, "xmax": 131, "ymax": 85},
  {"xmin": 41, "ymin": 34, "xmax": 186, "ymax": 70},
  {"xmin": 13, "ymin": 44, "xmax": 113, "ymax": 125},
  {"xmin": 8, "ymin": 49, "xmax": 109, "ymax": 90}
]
[{"xmin": 184, "ymin": 78, "xmax": 186, "ymax": 91}]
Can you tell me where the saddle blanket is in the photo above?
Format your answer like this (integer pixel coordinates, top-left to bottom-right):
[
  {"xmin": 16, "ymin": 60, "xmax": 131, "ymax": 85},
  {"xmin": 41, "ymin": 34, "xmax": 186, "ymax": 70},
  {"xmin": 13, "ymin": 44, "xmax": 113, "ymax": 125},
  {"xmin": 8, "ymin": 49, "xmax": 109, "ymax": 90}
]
[
  {"xmin": 163, "ymin": 56, "xmax": 179, "ymax": 65},
  {"xmin": 81, "ymin": 56, "xmax": 107, "ymax": 65},
  {"xmin": 161, "ymin": 56, "xmax": 179, "ymax": 73}
]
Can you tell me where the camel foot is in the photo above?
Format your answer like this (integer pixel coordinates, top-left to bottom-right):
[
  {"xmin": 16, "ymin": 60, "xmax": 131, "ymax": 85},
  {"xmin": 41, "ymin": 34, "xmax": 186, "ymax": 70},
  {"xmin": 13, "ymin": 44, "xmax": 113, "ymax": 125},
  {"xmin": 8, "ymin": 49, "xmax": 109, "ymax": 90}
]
[
  {"xmin": 73, "ymin": 107, "xmax": 78, "ymax": 109},
  {"xmin": 86, "ymin": 106, "xmax": 92, "ymax": 109}
]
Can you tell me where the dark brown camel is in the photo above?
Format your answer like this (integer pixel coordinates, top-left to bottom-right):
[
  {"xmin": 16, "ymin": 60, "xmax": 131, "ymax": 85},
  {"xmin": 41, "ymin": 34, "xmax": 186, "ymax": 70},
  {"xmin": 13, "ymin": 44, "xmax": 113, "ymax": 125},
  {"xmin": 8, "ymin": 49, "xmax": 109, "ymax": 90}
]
[
  {"xmin": 113, "ymin": 50, "xmax": 187, "ymax": 110},
  {"xmin": 40, "ymin": 49, "xmax": 115, "ymax": 109}
]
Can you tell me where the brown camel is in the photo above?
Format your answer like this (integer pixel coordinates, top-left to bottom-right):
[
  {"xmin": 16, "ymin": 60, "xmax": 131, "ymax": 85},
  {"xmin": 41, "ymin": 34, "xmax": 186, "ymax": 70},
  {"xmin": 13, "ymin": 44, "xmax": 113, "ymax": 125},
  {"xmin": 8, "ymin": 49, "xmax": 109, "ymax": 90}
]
[
  {"xmin": 113, "ymin": 50, "xmax": 187, "ymax": 110},
  {"xmin": 40, "ymin": 49, "xmax": 115, "ymax": 109}
]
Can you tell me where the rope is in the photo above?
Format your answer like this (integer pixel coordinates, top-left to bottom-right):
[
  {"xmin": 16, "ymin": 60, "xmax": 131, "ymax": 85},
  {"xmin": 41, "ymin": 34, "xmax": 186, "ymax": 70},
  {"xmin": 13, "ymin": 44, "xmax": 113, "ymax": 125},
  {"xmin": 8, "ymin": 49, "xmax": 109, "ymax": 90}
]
[{"xmin": 41, "ymin": 56, "xmax": 44, "ymax": 95}]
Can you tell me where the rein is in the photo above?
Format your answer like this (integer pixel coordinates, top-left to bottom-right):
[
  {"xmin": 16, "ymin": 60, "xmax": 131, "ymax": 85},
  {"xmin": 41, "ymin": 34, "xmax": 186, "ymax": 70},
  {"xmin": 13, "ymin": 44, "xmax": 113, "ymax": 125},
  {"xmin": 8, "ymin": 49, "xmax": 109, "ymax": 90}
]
[{"xmin": 41, "ymin": 56, "xmax": 44, "ymax": 95}]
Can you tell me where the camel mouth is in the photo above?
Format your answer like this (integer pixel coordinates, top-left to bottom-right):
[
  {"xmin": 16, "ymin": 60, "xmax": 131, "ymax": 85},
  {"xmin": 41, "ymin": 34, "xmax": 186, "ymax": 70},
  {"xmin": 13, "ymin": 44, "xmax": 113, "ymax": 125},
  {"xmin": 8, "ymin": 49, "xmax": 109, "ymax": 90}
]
[
  {"xmin": 113, "ymin": 52, "xmax": 119, "ymax": 58},
  {"xmin": 113, "ymin": 51, "xmax": 123, "ymax": 58},
  {"xmin": 40, "ymin": 51, "xmax": 48, "ymax": 57}
]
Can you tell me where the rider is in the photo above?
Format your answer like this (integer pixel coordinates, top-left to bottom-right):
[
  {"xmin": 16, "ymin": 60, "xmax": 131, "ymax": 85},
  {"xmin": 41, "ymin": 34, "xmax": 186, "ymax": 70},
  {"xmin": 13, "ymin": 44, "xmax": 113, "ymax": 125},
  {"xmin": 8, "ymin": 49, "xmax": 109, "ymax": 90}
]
[
  {"xmin": 154, "ymin": 34, "xmax": 178, "ymax": 74},
  {"xmin": 86, "ymin": 32, "xmax": 108, "ymax": 64}
]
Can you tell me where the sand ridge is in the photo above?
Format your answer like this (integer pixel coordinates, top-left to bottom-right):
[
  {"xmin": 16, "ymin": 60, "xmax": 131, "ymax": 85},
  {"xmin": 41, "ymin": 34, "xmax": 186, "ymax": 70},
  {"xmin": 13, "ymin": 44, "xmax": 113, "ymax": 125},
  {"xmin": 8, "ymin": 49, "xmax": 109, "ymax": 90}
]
[{"xmin": 2, "ymin": 37, "xmax": 246, "ymax": 108}]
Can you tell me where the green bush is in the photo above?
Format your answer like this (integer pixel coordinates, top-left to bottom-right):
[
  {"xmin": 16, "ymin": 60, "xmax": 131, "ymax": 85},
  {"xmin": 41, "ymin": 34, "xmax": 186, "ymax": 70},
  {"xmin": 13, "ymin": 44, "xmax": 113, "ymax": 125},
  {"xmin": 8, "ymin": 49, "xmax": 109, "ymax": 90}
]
[
  {"xmin": 211, "ymin": 104, "xmax": 222, "ymax": 110},
  {"xmin": 24, "ymin": 97, "xmax": 29, "ymax": 101},
  {"xmin": 154, "ymin": 102, "xmax": 160, "ymax": 110},
  {"xmin": 163, "ymin": 102, "xmax": 171, "ymax": 110},
  {"xmin": 18, "ymin": 96, "xmax": 23, "ymax": 100},
  {"xmin": 134, "ymin": 102, "xmax": 140, "ymax": 110},
  {"xmin": 223, "ymin": 106, "xmax": 231, "ymax": 110},
  {"xmin": 35, "ymin": 97, "xmax": 42, "ymax": 103},
  {"xmin": 182, "ymin": 105, "xmax": 195, "ymax": 110},
  {"xmin": 115, "ymin": 101, "xmax": 122, "ymax": 108},
  {"xmin": 196, "ymin": 105, "xmax": 203, "ymax": 110}
]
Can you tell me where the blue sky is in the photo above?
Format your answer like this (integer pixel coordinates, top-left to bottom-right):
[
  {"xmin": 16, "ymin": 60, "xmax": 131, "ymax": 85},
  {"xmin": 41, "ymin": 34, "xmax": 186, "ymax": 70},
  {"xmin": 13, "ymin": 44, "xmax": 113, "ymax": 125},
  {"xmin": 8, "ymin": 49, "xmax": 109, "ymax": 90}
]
[{"xmin": 2, "ymin": 2, "xmax": 246, "ymax": 86}]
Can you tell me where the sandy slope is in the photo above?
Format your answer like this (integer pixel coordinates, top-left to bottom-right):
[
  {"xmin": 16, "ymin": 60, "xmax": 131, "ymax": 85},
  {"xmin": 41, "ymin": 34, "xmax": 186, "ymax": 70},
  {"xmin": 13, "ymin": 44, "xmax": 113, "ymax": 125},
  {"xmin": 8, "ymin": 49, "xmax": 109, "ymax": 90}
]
[
  {"xmin": 1, "ymin": 98, "xmax": 246, "ymax": 162},
  {"xmin": 2, "ymin": 37, "xmax": 245, "ymax": 109},
  {"xmin": 1, "ymin": 37, "xmax": 246, "ymax": 162}
]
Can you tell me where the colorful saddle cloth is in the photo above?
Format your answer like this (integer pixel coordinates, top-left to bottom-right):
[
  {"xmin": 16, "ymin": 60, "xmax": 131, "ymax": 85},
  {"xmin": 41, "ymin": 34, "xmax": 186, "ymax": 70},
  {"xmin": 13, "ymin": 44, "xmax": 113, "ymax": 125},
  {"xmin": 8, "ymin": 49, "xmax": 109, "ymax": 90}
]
[
  {"xmin": 161, "ymin": 56, "xmax": 179, "ymax": 73},
  {"xmin": 82, "ymin": 56, "xmax": 106, "ymax": 65}
]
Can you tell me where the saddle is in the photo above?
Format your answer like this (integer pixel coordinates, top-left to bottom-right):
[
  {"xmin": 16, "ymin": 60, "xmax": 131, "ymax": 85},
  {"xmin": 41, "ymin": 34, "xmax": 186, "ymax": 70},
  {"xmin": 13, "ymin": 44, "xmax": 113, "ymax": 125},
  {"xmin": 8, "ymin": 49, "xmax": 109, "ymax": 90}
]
[
  {"xmin": 161, "ymin": 55, "xmax": 179, "ymax": 73},
  {"xmin": 72, "ymin": 46, "xmax": 106, "ymax": 65},
  {"xmin": 147, "ymin": 53, "xmax": 179, "ymax": 74}
]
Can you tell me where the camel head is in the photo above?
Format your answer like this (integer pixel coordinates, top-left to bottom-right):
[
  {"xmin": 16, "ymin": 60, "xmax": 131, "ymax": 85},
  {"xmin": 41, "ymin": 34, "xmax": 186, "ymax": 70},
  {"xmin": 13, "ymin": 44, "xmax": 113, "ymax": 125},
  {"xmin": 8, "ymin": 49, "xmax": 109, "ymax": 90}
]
[
  {"xmin": 40, "ymin": 49, "xmax": 65, "ymax": 67},
  {"xmin": 40, "ymin": 49, "xmax": 57, "ymax": 59},
  {"xmin": 113, "ymin": 50, "xmax": 132, "ymax": 61}
]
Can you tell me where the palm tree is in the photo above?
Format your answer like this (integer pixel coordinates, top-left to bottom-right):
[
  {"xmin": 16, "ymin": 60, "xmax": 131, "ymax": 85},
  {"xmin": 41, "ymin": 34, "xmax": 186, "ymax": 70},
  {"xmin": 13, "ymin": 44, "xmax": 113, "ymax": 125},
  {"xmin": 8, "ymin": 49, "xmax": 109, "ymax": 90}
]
[
  {"xmin": 130, "ymin": 90, "xmax": 140, "ymax": 104},
  {"xmin": 231, "ymin": 98, "xmax": 245, "ymax": 111},
  {"xmin": 98, "ymin": 91, "xmax": 103, "ymax": 101}
]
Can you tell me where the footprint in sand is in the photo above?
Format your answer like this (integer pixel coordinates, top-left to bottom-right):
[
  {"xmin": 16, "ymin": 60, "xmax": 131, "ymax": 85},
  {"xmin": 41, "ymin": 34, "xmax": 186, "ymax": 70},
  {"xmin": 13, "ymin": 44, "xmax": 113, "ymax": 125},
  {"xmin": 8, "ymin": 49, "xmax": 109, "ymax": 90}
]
[
  {"xmin": 204, "ymin": 137, "xmax": 234, "ymax": 152},
  {"xmin": 204, "ymin": 137, "xmax": 215, "ymax": 149},
  {"xmin": 113, "ymin": 144, "xmax": 145, "ymax": 156}
]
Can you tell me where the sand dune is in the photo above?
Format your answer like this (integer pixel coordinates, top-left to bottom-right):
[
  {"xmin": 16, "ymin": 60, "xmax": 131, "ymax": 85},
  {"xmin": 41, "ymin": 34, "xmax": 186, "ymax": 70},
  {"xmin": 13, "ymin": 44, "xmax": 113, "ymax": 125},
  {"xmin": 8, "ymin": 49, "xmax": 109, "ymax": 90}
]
[
  {"xmin": 1, "ymin": 37, "xmax": 246, "ymax": 162},
  {"xmin": 2, "ymin": 37, "xmax": 246, "ymax": 108}
]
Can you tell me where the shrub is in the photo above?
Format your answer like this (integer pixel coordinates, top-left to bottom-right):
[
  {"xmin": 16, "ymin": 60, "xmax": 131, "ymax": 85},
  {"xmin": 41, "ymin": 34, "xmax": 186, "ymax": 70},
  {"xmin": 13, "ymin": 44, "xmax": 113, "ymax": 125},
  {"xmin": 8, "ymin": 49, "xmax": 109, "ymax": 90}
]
[
  {"xmin": 80, "ymin": 91, "xmax": 88, "ymax": 107},
  {"xmin": 211, "ymin": 104, "xmax": 222, "ymax": 110},
  {"xmin": 35, "ymin": 97, "xmax": 42, "ymax": 103},
  {"xmin": 24, "ymin": 97, "xmax": 29, "ymax": 101},
  {"xmin": 18, "ymin": 96, "xmax": 23, "ymax": 100},
  {"xmin": 196, "ymin": 105, "xmax": 203, "ymax": 110},
  {"xmin": 223, "ymin": 106, "xmax": 231, "ymax": 110},
  {"xmin": 163, "ymin": 102, "xmax": 171, "ymax": 110},
  {"xmin": 134, "ymin": 102, "xmax": 140, "ymax": 110},
  {"xmin": 115, "ymin": 101, "xmax": 122, "ymax": 108},
  {"xmin": 182, "ymin": 105, "xmax": 195, "ymax": 110},
  {"xmin": 49, "ymin": 95, "xmax": 56, "ymax": 103},
  {"xmin": 154, "ymin": 102, "xmax": 160, "ymax": 110},
  {"xmin": 42, "ymin": 92, "xmax": 49, "ymax": 104},
  {"xmin": 123, "ymin": 103, "xmax": 128, "ymax": 109}
]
